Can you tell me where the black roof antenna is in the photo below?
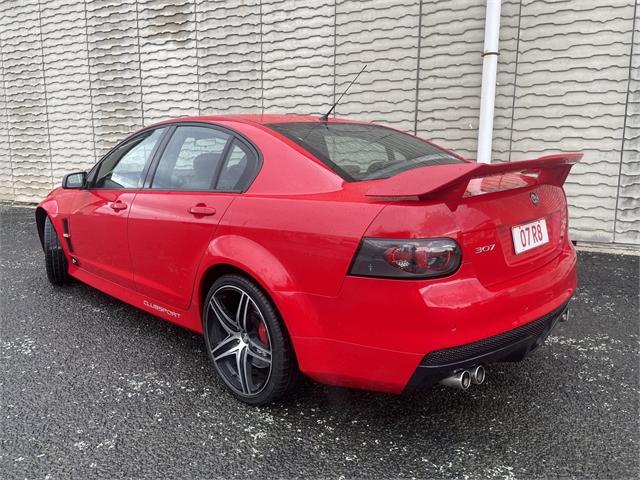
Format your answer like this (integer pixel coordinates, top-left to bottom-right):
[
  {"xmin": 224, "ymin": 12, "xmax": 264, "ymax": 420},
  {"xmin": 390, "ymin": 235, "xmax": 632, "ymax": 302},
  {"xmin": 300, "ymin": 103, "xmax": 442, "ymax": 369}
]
[{"xmin": 320, "ymin": 64, "xmax": 367, "ymax": 121}]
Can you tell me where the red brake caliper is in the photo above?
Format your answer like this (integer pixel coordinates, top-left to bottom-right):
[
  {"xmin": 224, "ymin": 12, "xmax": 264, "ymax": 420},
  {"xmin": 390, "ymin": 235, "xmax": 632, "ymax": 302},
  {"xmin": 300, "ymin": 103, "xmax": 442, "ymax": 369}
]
[{"xmin": 257, "ymin": 321, "xmax": 269, "ymax": 346}]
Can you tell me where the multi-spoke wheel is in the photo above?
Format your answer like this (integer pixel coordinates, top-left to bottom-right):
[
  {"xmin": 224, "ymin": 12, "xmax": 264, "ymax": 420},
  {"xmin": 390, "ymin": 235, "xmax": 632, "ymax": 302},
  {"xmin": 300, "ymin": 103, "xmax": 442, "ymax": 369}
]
[{"xmin": 203, "ymin": 274, "xmax": 297, "ymax": 405}]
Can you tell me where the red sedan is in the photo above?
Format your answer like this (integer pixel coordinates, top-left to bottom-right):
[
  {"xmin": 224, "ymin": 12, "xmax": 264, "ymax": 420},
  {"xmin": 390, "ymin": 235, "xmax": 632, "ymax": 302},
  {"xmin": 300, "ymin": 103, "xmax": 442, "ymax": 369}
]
[{"xmin": 36, "ymin": 115, "xmax": 580, "ymax": 405}]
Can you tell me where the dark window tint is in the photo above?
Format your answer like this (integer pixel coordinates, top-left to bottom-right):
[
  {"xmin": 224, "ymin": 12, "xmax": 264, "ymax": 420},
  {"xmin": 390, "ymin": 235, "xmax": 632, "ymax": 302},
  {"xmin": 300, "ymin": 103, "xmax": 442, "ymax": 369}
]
[
  {"xmin": 151, "ymin": 126, "xmax": 230, "ymax": 190},
  {"xmin": 94, "ymin": 128, "xmax": 165, "ymax": 189},
  {"xmin": 216, "ymin": 140, "xmax": 258, "ymax": 191},
  {"xmin": 267, "ymin": 122, "xmax": 463, "ymax": 181}
]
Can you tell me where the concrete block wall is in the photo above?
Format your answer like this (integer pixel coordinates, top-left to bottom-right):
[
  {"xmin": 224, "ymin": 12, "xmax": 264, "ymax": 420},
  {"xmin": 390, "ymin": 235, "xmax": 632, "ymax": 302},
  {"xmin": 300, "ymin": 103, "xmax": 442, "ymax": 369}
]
[{"xmin": 1, "ymin": 0, "xmax": 638, "ymax": 244}]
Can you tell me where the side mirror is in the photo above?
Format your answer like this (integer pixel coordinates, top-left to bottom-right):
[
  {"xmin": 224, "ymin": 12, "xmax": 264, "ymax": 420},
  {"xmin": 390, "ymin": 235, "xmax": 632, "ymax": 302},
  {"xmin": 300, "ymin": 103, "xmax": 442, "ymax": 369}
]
[{"xmin": 62, "ymin": 171, "xmax": 87, "ymax": 189}]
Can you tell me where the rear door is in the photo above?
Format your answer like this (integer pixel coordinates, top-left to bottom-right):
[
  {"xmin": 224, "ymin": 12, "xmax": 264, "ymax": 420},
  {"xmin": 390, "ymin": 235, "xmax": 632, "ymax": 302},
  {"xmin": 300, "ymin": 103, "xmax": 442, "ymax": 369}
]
[
  {"xmin": 69, "ymin": 127, "xmax": 167, "ymax": 289},
  {"xmin": 127, "ymin": 124, "xmax": 260, "ymax": 311}
]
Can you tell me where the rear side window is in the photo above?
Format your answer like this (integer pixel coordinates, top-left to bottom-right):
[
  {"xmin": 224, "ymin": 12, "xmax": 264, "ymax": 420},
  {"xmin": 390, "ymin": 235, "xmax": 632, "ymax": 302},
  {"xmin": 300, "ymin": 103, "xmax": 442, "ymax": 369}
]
[
  {"xmin": 151, "ymin": 126, "xmax": 230, "ymax": 190},
  {"xmin": 267, "ymin": 122, "xmax": 463, "ymax": 181},
  {"xmin": 216, "ymin": 140, "xmax": 258, "ymax": 191}
]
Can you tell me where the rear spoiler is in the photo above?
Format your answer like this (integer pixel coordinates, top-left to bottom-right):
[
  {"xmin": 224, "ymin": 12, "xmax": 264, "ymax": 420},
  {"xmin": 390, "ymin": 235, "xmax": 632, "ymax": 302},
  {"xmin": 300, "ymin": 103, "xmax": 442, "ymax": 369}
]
[{"xmin": 365, "ymin": 153, "xmax": 582, "ymax": 206}]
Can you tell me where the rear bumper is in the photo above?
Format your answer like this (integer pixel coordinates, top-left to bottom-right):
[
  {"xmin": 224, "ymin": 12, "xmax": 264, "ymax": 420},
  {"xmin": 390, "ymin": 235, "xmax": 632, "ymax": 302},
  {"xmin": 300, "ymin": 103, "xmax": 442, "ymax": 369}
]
[
  {"xmin": 406, "ymin": 302, "xmax": 570, "ymax": 390},
  {"xmin": 285, "ymin": 244, "xmax": 577, "ymax": 393}
]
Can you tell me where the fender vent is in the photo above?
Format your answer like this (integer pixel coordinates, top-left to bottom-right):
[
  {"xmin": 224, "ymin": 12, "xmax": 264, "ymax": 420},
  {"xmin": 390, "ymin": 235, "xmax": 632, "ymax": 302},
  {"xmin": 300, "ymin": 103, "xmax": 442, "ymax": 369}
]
[{"xmin": 62, "ymin": 218, "xmax": 73, "ymax": 252}]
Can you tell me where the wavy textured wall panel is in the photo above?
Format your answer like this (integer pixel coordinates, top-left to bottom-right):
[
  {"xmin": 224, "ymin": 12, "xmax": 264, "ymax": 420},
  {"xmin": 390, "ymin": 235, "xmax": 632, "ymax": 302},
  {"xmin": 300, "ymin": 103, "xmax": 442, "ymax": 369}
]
[
  {"xmin": 40, "ymin": 0, "xmax": 95, "ymax": 181},
  {"xmin": 196, "ymin": 0, "xmax": 261, "ymax": 114},
  {"xmin": 511, "ymin": 0, "xmax": 635, "ymax": 243},
  {"xmin": 0, "ymin": 46, "xmax": 13, "ymax": 202},
  {"xmin": 417, "ymin": 0, "xmax": 484, "ymax": 158},
  {"xmin": 262, "ymin": 0, "xmax": 334, "ymax": 115},
  {"xmin": 335, "ymin": 0, "xmax": 420, "ymax": 132},
  {"xmin": 86, "ymin": 0, "xmax": 144, "ymax": 159},
  {"xmin": 616, "ymin": 3, "xmax": 639, "ymax": 244},
  {"xmin": 138, "ymin": 0, "xmax": 198, "ymax": 122},
  {"xmin": 1, "ymin": 0, "xmax": 52, "ymax": 203}
]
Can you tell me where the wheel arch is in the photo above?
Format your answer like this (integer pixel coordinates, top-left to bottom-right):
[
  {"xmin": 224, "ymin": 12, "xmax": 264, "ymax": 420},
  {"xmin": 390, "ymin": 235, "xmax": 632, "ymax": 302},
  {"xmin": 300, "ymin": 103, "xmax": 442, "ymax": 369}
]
[
  {"xmin": 35, "ymin": 200, "xmax": 59, "ymax": 251},
  {"xmin": 195, "ymin": 234, "xmax": 311, "ymax": 341},
  {"xmin": 200, "ymin": 263, "xmax": 260, "ymax": 316},
  {"xmin": 35, "ymin": 207, "xmax": 47, "ymax": 250},
  {"xmin": 198, "ymin": 261, "xmax": 287, "ymax": 329}
]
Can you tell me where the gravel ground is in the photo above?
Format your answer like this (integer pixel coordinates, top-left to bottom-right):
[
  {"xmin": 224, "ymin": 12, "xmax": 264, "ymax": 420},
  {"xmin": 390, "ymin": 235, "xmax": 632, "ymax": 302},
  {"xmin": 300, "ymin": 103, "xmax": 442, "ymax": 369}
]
[{"xmin": 1, "ymin": 205, "xmax": 638, "ymax": 479}]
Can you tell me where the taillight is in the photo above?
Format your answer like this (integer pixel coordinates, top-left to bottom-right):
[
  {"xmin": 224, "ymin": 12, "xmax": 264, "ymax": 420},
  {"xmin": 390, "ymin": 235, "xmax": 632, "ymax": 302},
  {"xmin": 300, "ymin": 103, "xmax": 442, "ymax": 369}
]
[
  {"xmin": 560, "ymin": 203, "xmax": 568, "ymax": 241},
  {"xmin": 349, "ymin": 238, "xmax": 461, "ymax": 279}
]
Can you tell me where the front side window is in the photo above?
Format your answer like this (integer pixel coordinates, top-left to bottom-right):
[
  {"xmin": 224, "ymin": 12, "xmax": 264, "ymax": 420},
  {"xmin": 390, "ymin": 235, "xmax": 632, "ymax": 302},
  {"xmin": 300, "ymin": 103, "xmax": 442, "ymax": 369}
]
[
  {"xmin": 151, "ymin": 126, "xmax": 230, "ymax": 190},
  {"xmin": 94, "ymin": 128, "xmax": 165, "ymax": 189},
  {"xmin": 267, "ymin": 122, "xmax": 463, "ymax": 181}
]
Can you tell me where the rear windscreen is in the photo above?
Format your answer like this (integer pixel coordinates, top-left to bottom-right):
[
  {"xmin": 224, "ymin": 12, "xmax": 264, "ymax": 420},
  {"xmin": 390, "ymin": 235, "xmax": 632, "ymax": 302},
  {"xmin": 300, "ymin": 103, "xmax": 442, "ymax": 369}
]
[{"xmin": 267, "ymin": 122, "xmax": 464, "ymax": 181}]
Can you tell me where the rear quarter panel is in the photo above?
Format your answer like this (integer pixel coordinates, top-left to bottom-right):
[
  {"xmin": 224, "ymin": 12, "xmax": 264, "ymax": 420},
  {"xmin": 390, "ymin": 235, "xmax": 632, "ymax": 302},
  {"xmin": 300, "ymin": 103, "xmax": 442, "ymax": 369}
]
[
  {"xmin": 197, "ymin": 196, "xmax": 385, "ymax": 337},
  {"xmin": 216, "ymin": 197, "xmax": 384, "ymax": 296}
]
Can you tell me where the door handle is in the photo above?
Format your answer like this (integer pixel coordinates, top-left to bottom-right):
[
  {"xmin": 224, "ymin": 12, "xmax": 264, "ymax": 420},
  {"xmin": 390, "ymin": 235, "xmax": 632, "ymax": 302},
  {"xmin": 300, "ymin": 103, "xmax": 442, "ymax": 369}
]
[
  {"xmin": 110, "ymin": 200, "xmax": 127, "ymax": 211},
  {"xmin": 188, "ymin": 204, "xmax": 216, "ymax": 216}
]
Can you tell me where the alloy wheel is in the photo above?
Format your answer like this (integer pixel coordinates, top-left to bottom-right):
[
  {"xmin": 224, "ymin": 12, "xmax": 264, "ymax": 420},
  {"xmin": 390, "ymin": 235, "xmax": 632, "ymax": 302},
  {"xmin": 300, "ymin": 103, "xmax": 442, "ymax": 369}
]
[{"xmin": 206, "ymin": 285, "xmax": 273, "ymax": 397}]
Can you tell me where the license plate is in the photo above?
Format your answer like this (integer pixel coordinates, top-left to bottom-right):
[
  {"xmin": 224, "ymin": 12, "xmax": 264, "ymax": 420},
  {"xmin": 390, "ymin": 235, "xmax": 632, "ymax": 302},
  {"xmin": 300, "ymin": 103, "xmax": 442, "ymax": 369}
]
[{"xmin": 512, "ymin": 218, "xmax": 549, "ymax": 254}]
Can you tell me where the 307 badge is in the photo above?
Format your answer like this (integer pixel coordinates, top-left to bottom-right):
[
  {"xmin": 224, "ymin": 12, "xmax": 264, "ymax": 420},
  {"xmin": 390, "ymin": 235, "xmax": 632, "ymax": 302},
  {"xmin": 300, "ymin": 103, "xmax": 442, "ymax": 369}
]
[{"xmin": 475, "ymin": 243, "xmax": 496, "ymax": 254}]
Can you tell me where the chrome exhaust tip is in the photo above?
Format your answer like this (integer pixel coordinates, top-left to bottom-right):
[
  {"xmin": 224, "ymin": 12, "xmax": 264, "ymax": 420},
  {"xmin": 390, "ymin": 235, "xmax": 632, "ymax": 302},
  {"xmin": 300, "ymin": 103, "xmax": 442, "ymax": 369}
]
[
  {"xmin": 439, "ymin": 370, "xmax": 471, "ymax": 390},
  {"xmin": 560, "ymin": 307, "xmax": 570, "ymax": 322},
  {"xmin": 470, "ymin": 365, "xmax": 485, "ymax": 385}
]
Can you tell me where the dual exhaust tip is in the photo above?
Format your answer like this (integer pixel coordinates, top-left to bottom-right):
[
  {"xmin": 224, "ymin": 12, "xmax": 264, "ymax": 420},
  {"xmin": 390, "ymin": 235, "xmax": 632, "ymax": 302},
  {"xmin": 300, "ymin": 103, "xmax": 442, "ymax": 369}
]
[{"xmin": 439, "ymin": 365, "xmax": 485, "ymax": 390}]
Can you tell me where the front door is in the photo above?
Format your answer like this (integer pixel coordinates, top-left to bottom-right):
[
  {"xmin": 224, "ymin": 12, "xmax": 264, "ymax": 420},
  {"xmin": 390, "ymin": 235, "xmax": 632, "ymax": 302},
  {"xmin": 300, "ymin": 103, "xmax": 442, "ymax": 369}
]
[{"xmin": 70, "ymin": 127, "xmax": 167, "ymax": 290}]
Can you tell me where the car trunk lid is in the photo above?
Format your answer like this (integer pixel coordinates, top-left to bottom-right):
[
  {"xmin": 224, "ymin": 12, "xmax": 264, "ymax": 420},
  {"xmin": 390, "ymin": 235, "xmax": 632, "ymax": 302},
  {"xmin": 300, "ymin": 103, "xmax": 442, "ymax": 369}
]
[
  {"xmin": 455, "ymin": 183, "xmax": 568, "ymax": 285},
  {"xmin": 365, "ymin": 154, "xmax": 581, "ymax": 286}
]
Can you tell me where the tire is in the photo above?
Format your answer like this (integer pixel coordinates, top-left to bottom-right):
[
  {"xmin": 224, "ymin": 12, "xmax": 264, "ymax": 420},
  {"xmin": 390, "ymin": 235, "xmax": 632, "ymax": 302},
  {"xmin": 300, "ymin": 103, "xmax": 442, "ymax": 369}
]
[
  {"xmin": 43, "ymin": 216, "xmax": 70, "ymax": 286},
  {"xmin": 203, "ymin": 274, "xmax": 297, "ymax": 405}
]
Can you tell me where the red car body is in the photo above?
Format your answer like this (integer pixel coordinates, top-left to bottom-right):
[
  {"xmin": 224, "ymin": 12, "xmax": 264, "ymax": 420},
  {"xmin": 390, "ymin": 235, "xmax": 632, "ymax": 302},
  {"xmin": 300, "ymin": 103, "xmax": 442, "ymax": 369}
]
[{"xmin": 36, "ymin": 115, "xmax": 580, "ymax": 394}]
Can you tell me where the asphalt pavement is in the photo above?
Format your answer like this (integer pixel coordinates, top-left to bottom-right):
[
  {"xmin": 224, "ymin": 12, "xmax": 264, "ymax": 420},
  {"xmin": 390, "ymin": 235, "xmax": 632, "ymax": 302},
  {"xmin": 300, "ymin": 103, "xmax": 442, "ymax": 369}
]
[{"xmin": 1, "ymin": 205, "xmax": 638, "ymax": 479}]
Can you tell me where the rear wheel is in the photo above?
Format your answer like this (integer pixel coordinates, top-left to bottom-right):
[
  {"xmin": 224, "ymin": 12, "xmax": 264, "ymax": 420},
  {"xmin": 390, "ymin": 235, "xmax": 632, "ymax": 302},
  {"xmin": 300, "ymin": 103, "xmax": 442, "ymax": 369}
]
[
  {"xmin": 43, "ymin": 216, "xmax": 70, "ymax": 286},
  {"xmin": 203, "ymin": 274, "xmax": 297, "ymax": 405}
]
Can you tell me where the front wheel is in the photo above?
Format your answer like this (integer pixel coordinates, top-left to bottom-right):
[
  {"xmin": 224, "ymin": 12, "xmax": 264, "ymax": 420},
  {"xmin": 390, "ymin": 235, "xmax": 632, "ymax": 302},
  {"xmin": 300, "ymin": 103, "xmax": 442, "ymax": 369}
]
[
  {"xmin": 203, "ymin": 274, "xmax": 297, "ymax": 405},
  {"xmin": 43, "ymin": 216, "xmax": 70, "ymax": 286}
]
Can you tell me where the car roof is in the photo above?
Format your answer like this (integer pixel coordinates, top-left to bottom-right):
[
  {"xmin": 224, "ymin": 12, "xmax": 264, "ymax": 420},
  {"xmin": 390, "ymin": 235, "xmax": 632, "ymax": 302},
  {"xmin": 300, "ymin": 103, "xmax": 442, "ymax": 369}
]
[{"xmin": 149, "ymin": 114, "xmax": 360, "ymax": 128}]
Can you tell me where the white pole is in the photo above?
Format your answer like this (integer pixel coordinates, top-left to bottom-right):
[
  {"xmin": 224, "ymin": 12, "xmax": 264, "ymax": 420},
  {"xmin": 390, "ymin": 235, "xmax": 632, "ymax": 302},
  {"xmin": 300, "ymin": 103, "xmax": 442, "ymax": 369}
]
[{"xmin": 476, "ymin": 0, "xmax": 502, "ymax": 164}]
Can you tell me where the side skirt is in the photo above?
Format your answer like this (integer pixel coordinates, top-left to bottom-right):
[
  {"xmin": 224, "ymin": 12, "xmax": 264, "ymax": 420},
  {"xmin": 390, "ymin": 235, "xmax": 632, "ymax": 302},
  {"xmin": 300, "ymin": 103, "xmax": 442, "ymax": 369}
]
[{"xmin": 69, "ymin": 266, "xmax": 203, "ymax": 334}]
